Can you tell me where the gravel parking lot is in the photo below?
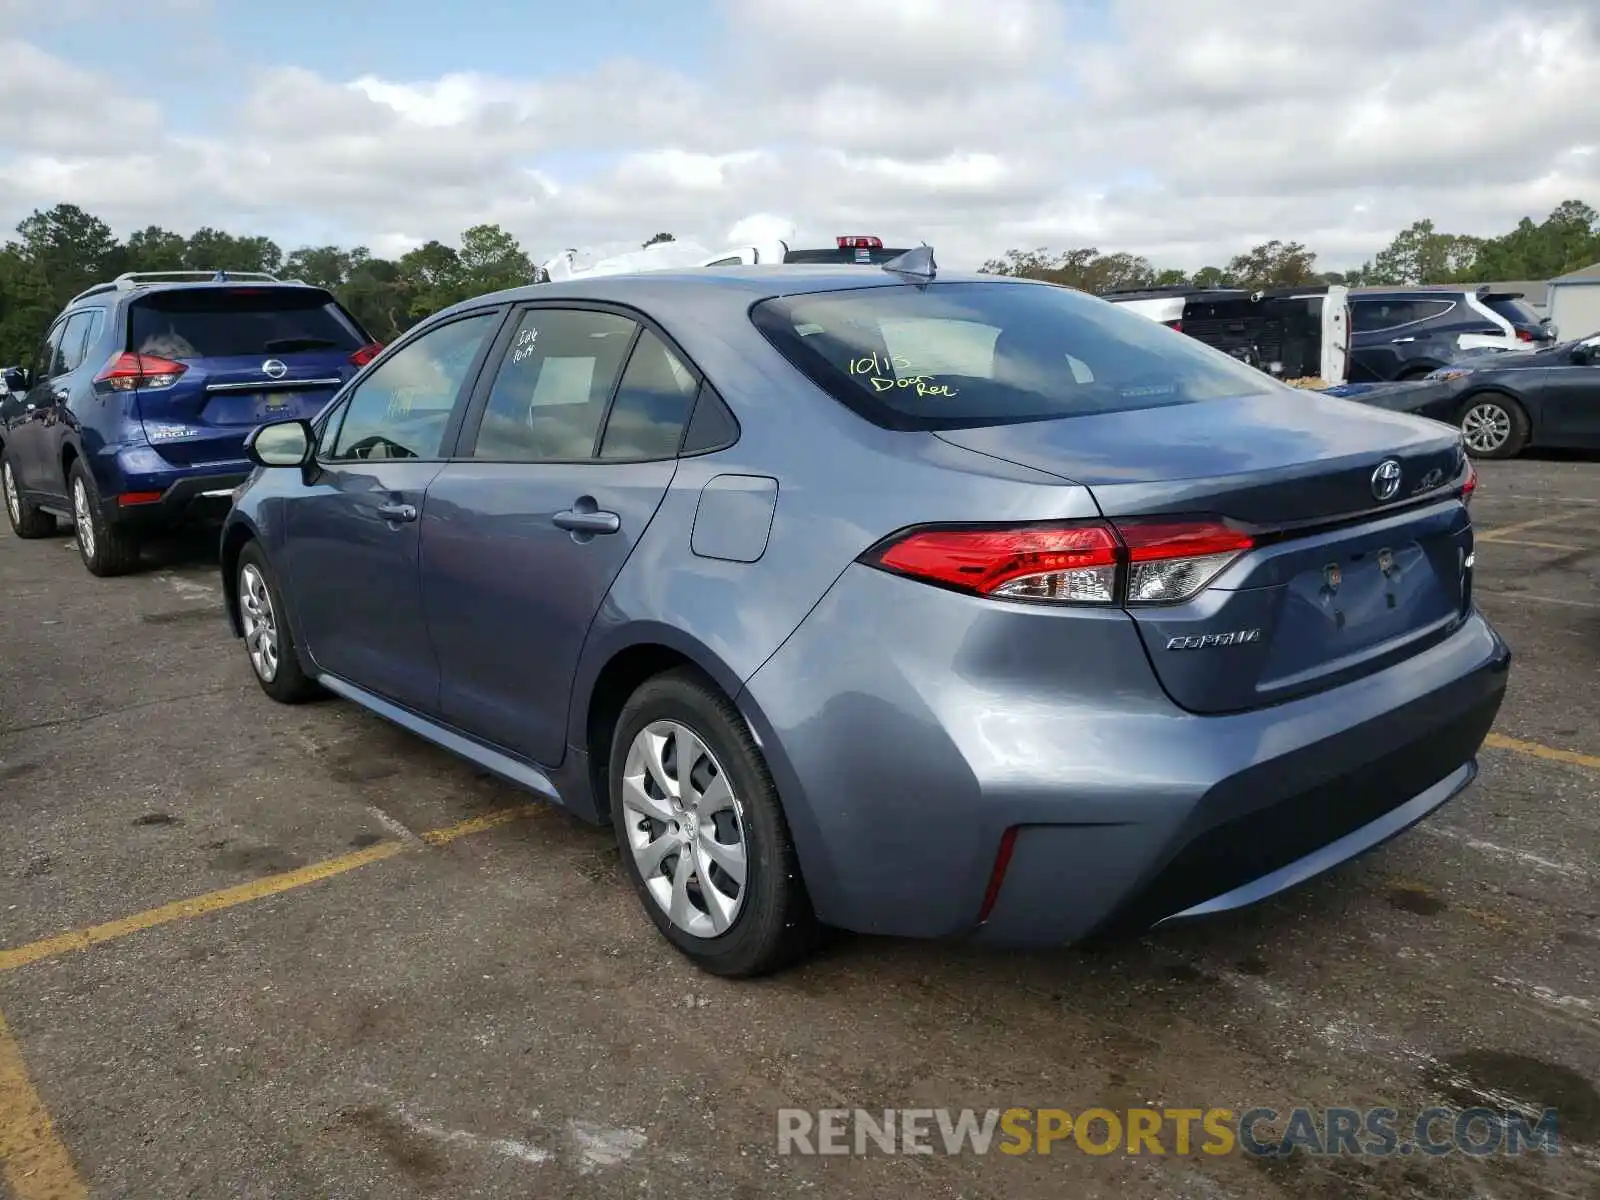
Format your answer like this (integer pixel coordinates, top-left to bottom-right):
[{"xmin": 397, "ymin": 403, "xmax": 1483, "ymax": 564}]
[{"xmin": 1, "ymin": 457, "xmax": 1597, "ymax": 1200}]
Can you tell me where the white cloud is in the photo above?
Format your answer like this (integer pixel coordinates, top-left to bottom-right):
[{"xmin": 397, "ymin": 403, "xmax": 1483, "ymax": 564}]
[{"xmin": 0, "ymin": 0, "xmax": 1597, "ymax": 274}]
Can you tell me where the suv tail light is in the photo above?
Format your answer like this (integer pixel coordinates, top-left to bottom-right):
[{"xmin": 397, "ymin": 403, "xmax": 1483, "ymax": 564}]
[
  {"xmin": 349, "ymin": 342, "xmax": 384, "ymax": 367},
  {"xmin": 862, "ymin": 517, "xmax": 1255, "ymax": 606},
  {"xmin": 95, "ymin": 352, "xmax": 186, "ymax": 392}
]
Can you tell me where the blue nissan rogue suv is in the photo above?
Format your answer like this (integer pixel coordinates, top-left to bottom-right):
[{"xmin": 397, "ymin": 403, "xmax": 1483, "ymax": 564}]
[{"xmin": 1, "ymin": 271, "xmax": 380, "ymax": 576}]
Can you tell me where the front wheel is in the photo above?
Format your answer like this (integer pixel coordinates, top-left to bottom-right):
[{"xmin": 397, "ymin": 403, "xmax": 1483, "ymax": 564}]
[
  {"xmin": 610, "ymin": 668, "xmax": 819, "ymax": 977},
  {"xmin": 2, "ymin": 450, "xmax": 56, "ymax": 538},
  {"xmin": 237, "ymin": 542, "xmax": 322, "ymax": 703},
  {"xmin": 1458, "ymin": 394, "xmax": 1529, "ymax": 459}
]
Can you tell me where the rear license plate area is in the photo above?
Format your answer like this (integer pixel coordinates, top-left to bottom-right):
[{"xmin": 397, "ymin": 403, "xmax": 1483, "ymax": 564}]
[{"xmin": 201, "ymin": 392, "xmax": 314, "ymax": 425}]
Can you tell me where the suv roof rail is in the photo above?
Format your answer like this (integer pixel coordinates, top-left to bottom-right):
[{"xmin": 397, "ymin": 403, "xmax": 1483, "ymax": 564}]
[{"xmin": 66, "ymin": 269, "xmax": 305, "ymax": 307}]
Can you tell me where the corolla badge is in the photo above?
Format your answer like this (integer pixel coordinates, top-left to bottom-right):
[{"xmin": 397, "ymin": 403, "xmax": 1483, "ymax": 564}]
[
  {"xmin": 1371, "ymin": 459, "xmax": 1402, "ymax": 501},
  {"xmin": 1165, "ymin": 629, "xmax": 1262, "ymax": 650},
  {"xmin": 261, "ymin": 359, "xmax": 288, "ymax": 380}
]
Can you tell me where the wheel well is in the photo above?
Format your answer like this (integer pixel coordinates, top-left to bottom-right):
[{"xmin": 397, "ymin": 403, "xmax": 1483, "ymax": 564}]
[
  {"xmin": 584, "ymin": 644, "xmax": 704, "ymax": 821},
  {"xmin": 60, "ymin": 442, "xmax": 79, "ymax": 482},
  {"xmin": 219, "ymin": 524, "xmax": 256, "ymax": 633}
]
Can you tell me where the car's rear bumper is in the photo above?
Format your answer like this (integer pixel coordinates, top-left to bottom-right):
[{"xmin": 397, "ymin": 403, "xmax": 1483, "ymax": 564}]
[
  {"xmin": 739, "ymin": 563, "xmax": 1510, "ymax": 945},
  {"xmin": 103, "ymin": 447, "xmax": 249, "ymax": 528},
  {"xmin": 104, "ymin": 471, "xmax": 250, "ymax": 529}
]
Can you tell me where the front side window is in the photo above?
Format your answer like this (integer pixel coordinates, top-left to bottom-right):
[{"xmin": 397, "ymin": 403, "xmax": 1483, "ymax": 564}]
[
  {"xmin": 326, "ymin": 311, "xmax": 498, "ymax": 461},
  {"xmin": 36, "ymin": 320, "xmax": 67, "ymax": 380},
  {"xmin": 468, "ymin": 308, "xmax": 638, "ymax": 462},
  {"xmin": 751, "ymin": 280, "xmax": 1277, "ymax": 430}
]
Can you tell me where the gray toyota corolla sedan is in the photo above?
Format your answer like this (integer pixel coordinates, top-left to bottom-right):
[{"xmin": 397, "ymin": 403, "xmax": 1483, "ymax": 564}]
[{"xmin": 220, "ymin": 255, "xmax": 1509, "ymax": 977}]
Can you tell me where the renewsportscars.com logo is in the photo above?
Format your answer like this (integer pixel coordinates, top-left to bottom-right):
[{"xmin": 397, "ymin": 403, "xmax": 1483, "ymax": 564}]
[{"xmin": 776, "ymin": 1106, "xmax": 1563, "ymax": 1158}]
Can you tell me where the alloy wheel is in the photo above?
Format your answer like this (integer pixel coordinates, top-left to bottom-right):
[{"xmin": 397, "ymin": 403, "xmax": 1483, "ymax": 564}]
[
  {"xmin": 620, "ymin": 720, "xmax": 748, "ymax": 938},
  {"xmin": 2, "ymin": 462, "xmax": 18, "ymax": 526},
  {"xmin": 239, "ymin": 563, "xmax": 280, "ymax": 683},
  {"xmin": 1461, "ymin": 403, "xmax": 1511, "ymax": 454},
  {"xmin": 72, "ymin": 478, "xmax": 96, "ymax": 560}
]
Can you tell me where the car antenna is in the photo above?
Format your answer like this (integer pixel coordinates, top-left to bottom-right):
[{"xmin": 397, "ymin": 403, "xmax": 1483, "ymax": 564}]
[{"xmin": 881, "ymin": 244, "xmax": 936, "ymax": 283}]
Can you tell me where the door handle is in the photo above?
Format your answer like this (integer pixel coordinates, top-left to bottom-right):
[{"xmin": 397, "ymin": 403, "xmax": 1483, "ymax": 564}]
[
  {"xmin": 553, "ymin": 509, "xmax": 620, "ymax": 534},
  {"xmin": 1390, "ymin": 336, "xmax": 1416, "ymax": 344},
  {"xmin": 376, "ymin": 501, "xmax": 418, "ymax": 523}
]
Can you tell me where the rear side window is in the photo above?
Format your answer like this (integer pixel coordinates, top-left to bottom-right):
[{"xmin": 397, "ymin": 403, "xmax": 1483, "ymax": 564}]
[
  {"xmin": 129, "ymin": 287, "xmax": 363, "ymax": 360},
  {"xmin": 52, "ymin": 312, "xmax": 96, "ymax": 375},
  {"xmin": 1483, "ymin": 295, "xmax": 1539, "ymax": 326},
  {"xmin": 1351, "ymin": 299, "xmax": 1455, "ymax": 332},
  {"xmin": 599, "ymin": 330, "xmax": 700, "ymax": 459},
  {"xmin": 751, "ymin": 281, "xmax": 1276, "ymax": 431},
  {"xmin": 468, "ymin": 309, "xmax": 639, "ymax": 462}
]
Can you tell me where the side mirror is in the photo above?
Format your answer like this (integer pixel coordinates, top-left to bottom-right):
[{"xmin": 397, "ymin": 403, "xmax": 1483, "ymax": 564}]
[
  {"xmin": 2, "ymin": 368, "xmax": 27, "ymax": 393},
  {"xmin": 244, "ymin": 419, "xmax": 314, "ymax": 467}
]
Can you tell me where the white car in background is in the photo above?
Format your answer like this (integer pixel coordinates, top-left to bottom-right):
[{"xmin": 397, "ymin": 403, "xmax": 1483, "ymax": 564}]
[{"xmin": 1104, "ymin": 285, "xmax": 1353, "ymax": 386}]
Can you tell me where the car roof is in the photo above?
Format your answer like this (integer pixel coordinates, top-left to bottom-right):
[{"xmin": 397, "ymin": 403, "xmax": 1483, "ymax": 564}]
[{"xmin": 433, "ymin": 265, "xmax": 1031, "ymax": 323}]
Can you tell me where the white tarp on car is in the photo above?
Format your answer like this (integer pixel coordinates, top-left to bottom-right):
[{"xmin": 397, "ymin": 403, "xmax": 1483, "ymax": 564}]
[{"xmin": 539, "ymin": 215, "xmax": 799, "ymax": 281}]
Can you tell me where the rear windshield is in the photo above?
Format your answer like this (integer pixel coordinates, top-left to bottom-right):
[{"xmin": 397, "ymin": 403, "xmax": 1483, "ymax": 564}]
[
  {"xmin": 750, "ymin": 280, "xmax": 1277, "ymax": 430},
  {"xmin": 128, "ymin": 287, "xmax": 363, "ymax": 360},
  {"xmin": 1483, "ymin": 295, "xmax": 1540, "ymax": 327}
]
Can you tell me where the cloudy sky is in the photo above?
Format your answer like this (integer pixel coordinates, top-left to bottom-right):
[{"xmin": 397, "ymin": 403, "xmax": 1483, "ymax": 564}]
[{"xmin": 1, "ymin": 0, "xmax": 1597, "ymax": 272}]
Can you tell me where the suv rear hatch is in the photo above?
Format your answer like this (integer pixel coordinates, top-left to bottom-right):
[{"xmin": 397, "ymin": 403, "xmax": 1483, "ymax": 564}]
[
  {"xmin": 114, "ymin": 285, "xmax": 377, "ymax": 466},
  {"xmin": 935, "ymin": 390, "xmax": 1473, "ymax": 714}
]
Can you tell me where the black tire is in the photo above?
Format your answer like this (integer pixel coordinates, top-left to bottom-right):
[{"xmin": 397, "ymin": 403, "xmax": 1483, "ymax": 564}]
[
  {"xmin": 67, "ymin": 459, "xmax": 142, "ymax": 576},
  {"xmin": 1457, "ymin": 392, "xmax": 1530, "ymax": 460},
  {"xmin": 236, "ymin": 540, "xmax": 322, "ymax": 704},
  {"xmin": 1, "ymin": 448, "xmax": 56, "ymax": 538},
  {"xmin": 609, "ymin": 668, "xmax": 819, "ymax": 977}
]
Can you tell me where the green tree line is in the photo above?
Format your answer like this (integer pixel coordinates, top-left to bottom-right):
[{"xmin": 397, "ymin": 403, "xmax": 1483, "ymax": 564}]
[
  {"xmin": 981, "ymin": 199, "xmax": 1600, "ymax": 294},
  {"xmin": 0, "ymin": 204, "xmax": 541, "ymax": 365},
  {"xmin": 4, "ymin": 199, "xmax": 1598, "ymax": 364}
]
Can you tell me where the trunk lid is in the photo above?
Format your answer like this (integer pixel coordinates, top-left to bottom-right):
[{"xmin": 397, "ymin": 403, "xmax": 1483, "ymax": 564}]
[
  {"xmin": 936, "ymin": 391, "xmax": 1473, "ymax": 713},
  {"xmin": 127, "ymin": 285, "xmax": 370, "ymax": 466}
]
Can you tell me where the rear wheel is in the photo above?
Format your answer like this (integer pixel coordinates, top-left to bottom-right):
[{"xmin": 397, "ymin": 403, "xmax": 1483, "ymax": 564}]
[
  {"xmin": 1458, "ymin": 393, "xmax": 1529, "ymax": 459},
  {"xmin": 1, "ymin": 450, "xmax": 56, "ymax": 538},
  {"xmin": 237, "ymin": 541, "xmax": 321, "ymax": 704},
  {"xmin": 68, "ymin": 460, "xmax": 141, "ymax": 576},
  {"xmin": 610, "ymin": 668, "xmax": 819, "ymax": 977}
]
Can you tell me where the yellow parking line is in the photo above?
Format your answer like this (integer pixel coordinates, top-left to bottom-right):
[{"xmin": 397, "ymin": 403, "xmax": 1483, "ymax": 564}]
[
  {"xmin": 1476, "ymin": 510, "xmax": 1588, "ymax": 541},
  {"xmin": 0, "ymin": 1007, "xmax": 87, "ymax": 1200},
  {"xmin": 1477, "ymin": 539, "xmax": 1584, "ymax": 552},
  {"xmin": 1484, "ymin": 732, "xmax": 1600, "ymax": 773},
  {"xmin": 0, "ymin": 806, "xmax": 536, "ymax": 975}
]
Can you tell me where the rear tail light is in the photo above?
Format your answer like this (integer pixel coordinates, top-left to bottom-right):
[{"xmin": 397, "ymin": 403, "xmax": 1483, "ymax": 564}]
[
  {"xmin": 1163, "ymin": 319, "xmax": 1183, "ymax": 333},
  {"xmin": 95, "ymin": 352, "xmax": 186, "ymax": 392},
  {"xmin": 1516, "ymin": 329, "xmax": 1533, "ymax": 342},
  {"xmin": 349, "ymin": 342, "xmax": 384, "ymax": 367},
  {"xmin": 1460, "ymin": 459, "xmax": 1477, "ymax": 506},
  {"xmin": 977, "ymin": 827, "xmax": 1019, "ymax": 923},
  {"xmin": 862, "ymin": 517, "xmax": 1254, "ymax": 606},
  {"xmin": 836, "ymin": 236, "xmax": 883, "ymax": 249}
]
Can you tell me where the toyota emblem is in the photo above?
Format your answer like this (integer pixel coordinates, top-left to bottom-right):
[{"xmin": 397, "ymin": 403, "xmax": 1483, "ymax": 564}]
[
  {"xmin": 1371, "ymin": 459, "xmax": 1402, "ymax": 501},
  {"xmin": 261, "ymin": 359, "xmax": 288, "ymax": 380}
]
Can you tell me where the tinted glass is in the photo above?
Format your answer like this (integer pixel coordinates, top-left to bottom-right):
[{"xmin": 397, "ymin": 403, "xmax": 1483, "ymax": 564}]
[
  {"xmin": 52, "ymin": 312, "xmax": 94, "ymax": 375},
  {"xmin": 129, "ymin": 288, "xmax": 362, "ymax": 359},
  {"xmin": 751, "ymin": 281, "xmax": 1277, "ymax": 430},
  {"xmin": 599, "ymin": 329, "xmax": 699, "ymax": 459},
  {"xmin": 327, "ymin": 312, "xmax": 497, "ymax": 460},
  {"xmin": 1351, "ymin": 298, "xmax": 1454, "ymax": 332},
  {"xmin": 33, "ymin": 324, "xmax": 62, "ymax": 380},
  {"xmin": 1484, "ymin": 296, "xmax": 1540, "ymax": 326},
  {"xmin": 470, "ymin": 309, "xmax": 637, "ymax": 461}
]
